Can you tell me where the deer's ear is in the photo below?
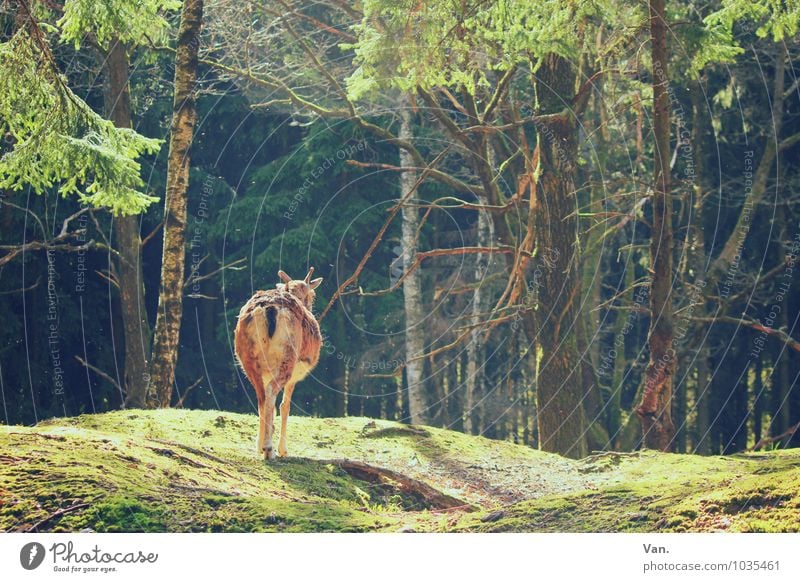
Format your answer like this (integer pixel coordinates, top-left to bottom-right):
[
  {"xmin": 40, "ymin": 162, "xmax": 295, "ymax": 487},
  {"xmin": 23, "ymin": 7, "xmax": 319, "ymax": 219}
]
[
  {"xmin": 278, "ymin": 270, "xmax": 291, "ymax": 283},
  {"xmin": 309, "ymin": 277, "xmax": 323, "ymax": 290}
]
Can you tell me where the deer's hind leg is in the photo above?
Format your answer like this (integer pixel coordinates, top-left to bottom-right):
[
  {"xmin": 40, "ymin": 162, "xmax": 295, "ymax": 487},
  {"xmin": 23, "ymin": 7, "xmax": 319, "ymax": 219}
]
[
  {"xmin": 248, "ymin": 372, "xmax": 271, "ymax": 459},
  {"xmin": 278, "ymin": 381, "xmax": 296, "ymax": 457},
  {"xmin": 238, "ymin": 355, "xmax": 269, "ymax": 458},
  {"xmin": 254, "ymin": 384, "xmax": 266, "ymax": 456},
  {"xmin": 263, "ymin": 358, "xmax": 296, "ymax": 461},
  {"xmin": 261, "ymin": 378, "xmax": 279, "ymax": 461}
]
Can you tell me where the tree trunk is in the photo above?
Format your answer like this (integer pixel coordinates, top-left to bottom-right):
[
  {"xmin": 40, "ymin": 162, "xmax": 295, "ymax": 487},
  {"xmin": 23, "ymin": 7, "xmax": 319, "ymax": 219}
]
[
  {"xmin": 531, "ymin": 54, "xmax": 588, "ymax": 459},
  {"xmin": 149, "ymin": 0, "xmax": 204, "ymax": 408},
  {"xmin": 687, "ymin": 80, "xmax": 712, "ymax": 454},
  {"xmin": 576, "ymin": 300, "xmax": 609, "ymax": 451},
  {"xmin": 753, "ymin": 357, "xmax": 764, "ymax": 444},
  {"xmin": 709, "ymin": 43, "xmax": 785, "ymax": 281},
  {"xmin": 636, "ymin": 0, "xmax": 675, "ymax": 451},
  {"xmin": 775, "ymin": 242, "xmax": 791, "ymax": 436},
  {"xmin": 579, "ymin": 34, "xmax": 610, "ymax": 452},
  {"xmin": 103, "ymin": 37, "xmax": 152, "ymax": 409},
  {"xmin": 399, "ymin": 106, "xmax": 428, "ymax": 425},
  {"xmin": 693, "ymin": 347, "xmax": 712, "ymax": 453},
  {"xmin": 464, "ymin": 195, "xmax": 492, "ymax": 434},
  {"xmin": 609, "ymin": 260, "xmax": 634, "ymax": 449}
]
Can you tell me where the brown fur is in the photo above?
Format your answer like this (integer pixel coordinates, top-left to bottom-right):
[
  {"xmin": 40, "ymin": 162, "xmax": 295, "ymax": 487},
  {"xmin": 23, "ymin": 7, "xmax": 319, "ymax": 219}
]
[{"xmin": 234, "ymin": 269, "xmax": 323, "ymax": 460}]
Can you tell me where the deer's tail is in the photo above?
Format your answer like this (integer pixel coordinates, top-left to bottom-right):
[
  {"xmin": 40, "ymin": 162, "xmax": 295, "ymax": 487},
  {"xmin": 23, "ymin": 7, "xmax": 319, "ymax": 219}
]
[{"xmin": 266, "ymin": 306, "xmax": 277, "ymax": 338}]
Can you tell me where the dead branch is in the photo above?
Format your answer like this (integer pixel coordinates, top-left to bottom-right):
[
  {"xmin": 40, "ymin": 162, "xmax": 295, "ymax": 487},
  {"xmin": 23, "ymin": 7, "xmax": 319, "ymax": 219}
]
[
  {"xmin": 0, "ymin": 276, "xmax": 41, "ymax": 295},
  {"xmin": 175, "ymin": 377, "xmax": 203, "ymax": 408},
  {"xmin": 251, "ymin": 98, "xmax": 292, "ymax": 109},
  {"xmin": 407, "ymin": 195, "xmax": 518, "ymax": 213},
  {"xmin": 186, "ymin": 293, "xmax": 218, "ymax": 300},
  {"xmin": 779, "ymin": 132, "xmax": 800, "ymax": 151},
  {"xmin": 141, "ymin": 220, "xmax": 163, "ymax": 247},
  {"xmin": 0, "ymin": 199, "xmax": 47, "ymax": 237},
  {"xmin": 352, "ymin": 246, "xmax": 517, "ymax": 299},
  {"xmin": 362, "ymin": 308, "xmax": 514, "ymax": 376},
  {"xmin": 726, "ymin": 261, "xmax": 788, "ymax": 304},
  {"xmin": 271, "ymin": 0, "xmax": 355, "ymax": 116},
  {"xmin": 0, "ymin": 200, "xmax": 91, "ymax": 263},
  {"xmin": 95, "ymin": 269, "xmax": 119, "ymax": 289},
  {"xmin": 24, "ymin": 502, "xmax": 90, "ymax": 533},
  {"xmin": 689, "ymin": 315, "xmax": 800, "ymax": 353},
  {"xmin": 75, "ymin": 356, "xmax": 122, "ymax": 393},
  {"xmin": 268, "ymin": 0, "xmax": 356, "ymax": 42},
  {"xmin": 412, "ymin": 327, "xmax": 473, "ymax": 363},
  {"xmin": 184, "ymin": 256, "xmax": 246, "ymax": 289},
  {"xmin": 437, "ymin": 86, "xmax": 471, "ymax": 117},
  {"xmin": 58, "ymin": 206, "xmax": 90, "ymax": 237},
  {"xmin": 0, "ymin": 237, "xmax": 96, "ymax": 268},
  {"xmin": 591, "ymin": 276, "xmax": 652, "ymax": 312},
  {"xmin": 324, "ymin": 459, "xmax": 472, "ymax": 511},
  {"xmin": 749, "ymin": 420, "xmax": 800, "ymax": 452},
  {"xmin": 88, "ymin": 210, "xmax": 113, "ymax": 251},
  {"xmin": 417, "ymin": 87, "xmax": 474, "ymax": 149},
  {"xmin": 435, "ymin": 272, "xmax": 505, "ymax": 298},
  {"xmin": 344, "ymin": 159, "xmax": 483, "ymax": 197},
  {"xmin": 482, "ymin": 65, "xmax": 517, "ymax": 121}
]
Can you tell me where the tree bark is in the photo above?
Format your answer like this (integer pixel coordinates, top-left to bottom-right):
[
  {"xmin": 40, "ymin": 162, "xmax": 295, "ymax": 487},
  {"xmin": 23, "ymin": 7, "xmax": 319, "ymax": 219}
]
[
  {"xmin": 149, "ymin": 0, "xmax": 204, "ymax": 408},
  {"xmin": 399, "ymin": 106, "xmax": 428, "ymax": 425},
  {"xmin": 464, "ymin": 195, "xmax": 492, "ymax": 435},
  {"xmin": 531, "ymin": 54, "xmax": 588, "ymax": 459},
  {"xmin": 709, "ymin": 43, "xmax": 785, "ymax": 281},
  {"xmin": 576, "ymin": 297, "xmax": 609, "ymax": 450},
  {"xmin": 753, "ymin": 357, "xmax": 764, "ymax": 443},
  {"xmin": 103, "ymin": 37, "xmax": 152, "ymax": 409},
  {"xmin": 688, "ymin": 80, "xmax": 712, "ymax": 454},
  {"xmin": 774, "ymin": 214, "xmax": 791, "ymax": 436},
  {"xmin": 609, "ymin": 258, "xmax": 635, "ymax": 449},
  {"xmin": 636, "ymin": 0, "xmax": 675, "ymax": 451}
]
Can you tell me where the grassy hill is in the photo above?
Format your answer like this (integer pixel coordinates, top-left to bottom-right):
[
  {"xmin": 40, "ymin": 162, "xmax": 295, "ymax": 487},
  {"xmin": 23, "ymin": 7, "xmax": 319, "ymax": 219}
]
[{"xmin": 2, "ymin": 409, "xmax": 799, "ymax": 532}]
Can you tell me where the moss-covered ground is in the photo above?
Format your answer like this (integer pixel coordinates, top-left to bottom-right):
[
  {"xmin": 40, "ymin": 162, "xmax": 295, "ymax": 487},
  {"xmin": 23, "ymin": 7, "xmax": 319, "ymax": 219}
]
[{"xmin": 2, "ymin": 409, "xmax": 798, "ymax": 532}]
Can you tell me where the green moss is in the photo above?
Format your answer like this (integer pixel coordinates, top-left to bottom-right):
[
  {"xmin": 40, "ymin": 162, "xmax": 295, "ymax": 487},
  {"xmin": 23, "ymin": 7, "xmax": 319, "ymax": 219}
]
[
  {"xmin": 2, "ymin": 410, "xmax": 799, "ymax": 532},
  {"xmin": 454, "ymin": 451, "xmax": 800, "ymax": 533},
  {"xmin": 73, "ymin": 497, "xmax": 166, "ymax": 532}
]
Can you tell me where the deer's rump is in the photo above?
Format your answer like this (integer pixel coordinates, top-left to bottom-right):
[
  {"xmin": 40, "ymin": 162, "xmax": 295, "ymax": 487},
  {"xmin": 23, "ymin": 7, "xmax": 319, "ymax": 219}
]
[{"xmin": 234, "ymin": 290, "xmax": 322, "ymax": 383}]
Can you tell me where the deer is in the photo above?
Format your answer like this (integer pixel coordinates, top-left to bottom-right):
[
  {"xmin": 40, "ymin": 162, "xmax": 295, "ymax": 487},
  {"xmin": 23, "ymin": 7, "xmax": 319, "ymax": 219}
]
[{"xmin": 234, "ymin": 267, "xmax": 323, "ymax": 461}]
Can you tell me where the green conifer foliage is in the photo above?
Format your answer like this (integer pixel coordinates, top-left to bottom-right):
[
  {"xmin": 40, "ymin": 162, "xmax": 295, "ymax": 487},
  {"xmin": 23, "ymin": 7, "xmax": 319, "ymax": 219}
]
[{"xmin": 0, "ymin": 11, "xmax": 165, "ymax": 215}]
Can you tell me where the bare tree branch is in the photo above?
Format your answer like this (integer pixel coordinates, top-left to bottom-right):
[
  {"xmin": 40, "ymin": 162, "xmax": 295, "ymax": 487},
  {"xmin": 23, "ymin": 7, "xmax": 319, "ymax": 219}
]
[
  {"xmin": 0, "ymin": 276, "xmax": 41, "ymax": 295},
  {"xmin": 690, "ymin": 315, "xmax": 800, "ymax": 353},
  {"xmin": 75, "ymin": 355, "xmax": 122, "ymax": 394},
  {"xmin": 184, "ymin": 257, "xmax": 246, "ymax": 289}
]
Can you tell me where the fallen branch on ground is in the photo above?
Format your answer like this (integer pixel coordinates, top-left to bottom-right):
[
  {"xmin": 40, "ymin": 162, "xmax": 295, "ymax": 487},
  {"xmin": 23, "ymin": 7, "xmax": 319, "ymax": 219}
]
[
  {"xmin": 23, "ymin": 502, "xmax": 90, "ymax": 533},
  {"xmin": 749, "ymin": 421, "xmax": 800, "ymax": 452},
  {"xmin": 322, "ymin": 458, "xmax": 473, "ymax": 511}
]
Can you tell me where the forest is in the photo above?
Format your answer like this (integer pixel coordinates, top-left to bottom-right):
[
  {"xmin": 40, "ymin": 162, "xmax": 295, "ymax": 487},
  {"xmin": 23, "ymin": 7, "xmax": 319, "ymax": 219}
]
[{"xmin": 1, "ymin": 0, "xmax": 800, "ymax": 533}]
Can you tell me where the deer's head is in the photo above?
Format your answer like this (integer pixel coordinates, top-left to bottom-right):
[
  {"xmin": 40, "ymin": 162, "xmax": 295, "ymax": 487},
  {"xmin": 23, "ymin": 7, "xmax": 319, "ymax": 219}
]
[{"xmin": 277, "ymin": 267, "xmax": 323, "ymax": 310}]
